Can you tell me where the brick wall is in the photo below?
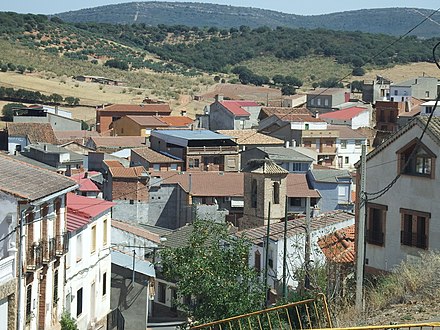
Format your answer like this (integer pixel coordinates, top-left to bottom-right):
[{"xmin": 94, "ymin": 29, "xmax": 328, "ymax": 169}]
[{"xmin": 112, "ymin": 179, "xmax": 148, "ymax": 201}]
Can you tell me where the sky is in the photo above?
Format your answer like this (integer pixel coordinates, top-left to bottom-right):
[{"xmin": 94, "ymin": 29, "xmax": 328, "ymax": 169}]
[{"xmin": 1, "ymin": 0, "xmax": 439, "ymax": 16}]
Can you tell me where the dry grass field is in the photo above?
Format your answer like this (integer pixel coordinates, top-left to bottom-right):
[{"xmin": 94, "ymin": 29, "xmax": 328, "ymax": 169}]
[{"xmin": 363, "ymin": 62, "xmax": 440, "ymax": 82}]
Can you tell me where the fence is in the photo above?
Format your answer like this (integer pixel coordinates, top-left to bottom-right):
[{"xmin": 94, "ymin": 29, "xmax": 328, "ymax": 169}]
[{"xmin": 190, "ymin": 293, "xmax": 332, "ymax": 330}]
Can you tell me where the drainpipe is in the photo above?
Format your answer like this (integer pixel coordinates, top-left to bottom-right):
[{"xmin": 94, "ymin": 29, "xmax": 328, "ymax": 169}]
[{"xmin": 17, "ymin": 202, "xmax": 27, "ymax": 330}]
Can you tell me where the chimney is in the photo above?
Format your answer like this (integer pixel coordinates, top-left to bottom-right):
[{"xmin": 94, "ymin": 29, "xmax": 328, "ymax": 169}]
[
  {"xmin": 315, "ymin": 111, "xmax": 319, "ymax": 118},
  {"xmin": 215, "ymin": 94, "xmax": 224, "ymax": 102},
  {"xmin": 180, "ymin": 110, "xmax": 187, "ymax": 116},
  {"xmin": 84, "ymin": 171, "xmax": 88, "ymax": 178},
  {"xmin": 144, "ymin": 136, "xmax": 148, "ymax": 145},
  {"xmin": 43, "ymin": 144, "xmax": 47, "ymax": 152},
  {"xmin": 285, "ymin": 140, "xmax": 290, "ymax": 148},
  {"xmin": 55, "ymin": 105, "xmax": 59, "ymax": 115}
]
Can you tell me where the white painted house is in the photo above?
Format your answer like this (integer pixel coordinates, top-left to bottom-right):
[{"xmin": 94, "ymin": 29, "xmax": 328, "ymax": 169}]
[
  {"xmin": 65, "ymin": 193, "xmax": 114, "ymax": 329},
  {"xmin": 419, "ymin": 100, "xmax": 439, "ymax": 117},
  {"xmin": 0, "ymin": 154, "xmax": 78, "ymax": 330},
  {"xmin": 330, "ymin": 125, "xmax": 368, "ymax": 169},
  {"xmin": 359, "ymin": 116, "xmax": 440, "ymax": 273},
  {"xmin": 319, "ymin": 106, "xmax": 371, "ymax": 129},
  {"xmin": 239, "ymin": 211, "xmax": 355, "ymax": 292}
]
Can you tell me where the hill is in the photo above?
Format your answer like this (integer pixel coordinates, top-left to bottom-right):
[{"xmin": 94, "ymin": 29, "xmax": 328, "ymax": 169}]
[{"xmin": 54, "ymin": 2, "xmax": 440, "ymax": 38}]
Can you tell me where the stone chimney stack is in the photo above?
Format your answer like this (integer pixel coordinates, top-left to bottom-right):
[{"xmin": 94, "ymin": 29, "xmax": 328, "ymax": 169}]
[{"xmin": 215, "ymin": 94, "xmax": 224, "ymax": 102}]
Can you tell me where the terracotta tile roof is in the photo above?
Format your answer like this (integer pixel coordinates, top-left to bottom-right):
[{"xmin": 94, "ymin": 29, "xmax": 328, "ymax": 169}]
[
  {"xmin": 328, "ymin": 125, "xmax": 367, "ymax": 139},
  {"xmin": 320, "ymin": 107, "xmax": 368, "ymax": 120},
  {"xmin": 132, "ymin": 147, "xmax": 182, "ymax": 164},
  {"xmin": 109, "ymin": 166, "xmax": 148, "ymax": 178},
  {"xmin": 318, "ymin": 224, "xmax": 355, "ymax": 263},
  {"xmin": 238, "ymin": 210, "xmax": 354, "ymax": 244},
  {"xmin": 66, "ymin": 193, "xmax": 114, "ymax": 232},
  {"xmin": 6, "ymin": 122, "xmax": 58, "ymax": 144},
  {"xmin": 150, "ymin": 171, "xmax": 244, "ymax": 197},
  {"xmin": 274, "ymin": 114, "xmax": 325, "ymax": 123},
  {"xmin": 0, "ymin": 153, "xmax": 77, "ymax": 201},
  {"xmin": 112, "ymin": 219, "xmax": 161, "ymax": 244},
  {"xmin": 219, "ymin": 100, "xmax": 259, "ymax": 116},
  {"xmin": 158, "ymin": 116, "xmax": 194, "ymax": 127},
  {"xmin": 216, "ymin": 129, "xmax": 284, "ymax": 145},
  {"xmin": 101, "ymin": 103, "xmax": 171, "ymax": 113},
  {"xmin": 103, "ymin": 160, "xmax": 124, "ymax": 167},
  {"xmin": 242, "ymin": 159, "xmax": 288, "ymax": 174},
  {"xmin": 286, "ymin": 174, "xmax": 320, "ymax": 198},
  {"xmin": 89, "ymin": 136, "xmax": 148, "ymax": 148},
  {"xmin": 125, "ymin": 116, "xmax": 168, "ymax": 127},
  {"xmin": 70, "ymin": 172, "xmax": 102, "ymax": 192}
]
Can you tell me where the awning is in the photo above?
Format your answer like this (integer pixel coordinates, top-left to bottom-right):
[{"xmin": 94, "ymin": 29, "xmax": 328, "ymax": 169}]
[{"xmin": 111, "ymin": 250, "xmax": 156, "ymax": 278}]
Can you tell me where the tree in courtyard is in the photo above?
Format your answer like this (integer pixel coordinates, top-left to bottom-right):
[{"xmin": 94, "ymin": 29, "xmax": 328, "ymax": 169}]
[
  {"xmin": 159, "ymin": 220, "xmax": 265, "ymax": 324},
  {"xmin": 60, "ymin": 311, "xmax": 78, "ymax": 330}
]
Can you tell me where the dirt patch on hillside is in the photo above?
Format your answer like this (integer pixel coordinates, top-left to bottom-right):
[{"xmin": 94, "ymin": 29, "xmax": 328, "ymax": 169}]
[
  {"xmin": 364, "ymin": 62, "xmax": 440, "ymax": 83},
  {"xmin": 201, "ymin": 83, "xmax": 282, "ymax": 104}
]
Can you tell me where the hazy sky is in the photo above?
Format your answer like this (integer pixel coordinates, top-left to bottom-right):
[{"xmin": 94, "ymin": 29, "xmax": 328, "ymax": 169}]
[{"xmin": 2, "ymin": 0, "xmax": 439, "ymax": 15}]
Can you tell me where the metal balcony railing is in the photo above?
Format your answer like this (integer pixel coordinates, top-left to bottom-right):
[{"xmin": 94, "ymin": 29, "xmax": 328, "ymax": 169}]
[
  {"xmin": 187, "ymin": 146, "xmax": 238, "ymax": 154},
  {"xmin": 42, "ymin": 237, "xmax": 57, "ymax": 263},
  {"xmin": 26, "ymin": 242, "xmax": 43, "ymax": 271},
  {"xmin": 56, "ymin": 233, "xmax": 69, "ymax": 256}
]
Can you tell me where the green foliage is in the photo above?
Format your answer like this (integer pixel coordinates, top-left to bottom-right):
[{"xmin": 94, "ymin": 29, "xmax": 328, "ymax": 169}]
[
  {"xmin": 60, "ymin": 311, "xmax": 78, "ymax": 330},
  {"xmin": 104, "ymin": 59, "xmax": 129, "ymax": 70},
  {"xmin": 65, "ymin": 96, "xmax": 80, "ymax": 105},
  {"xmin": 2, "ymin": 103, "xmax": 25, "ymax": 121},
  {"xmin": 17, "ymin": 65, "xmax": 26, "ymax": 74},
  {"xmin": 81, "ymin": 120, "xmax": 89, "ymax": 130},
  {"xmin": 352, "ymin": 67, "xmax": 365, "ymax": 76},
  {"xmin": 159, "ymin": 220, "xmax": 265, "ymax": 324},
  {"xmin": 281, "ymin": 85, "xmax": 296, "ymax": 95},
  {"xmin": 317, "ymin": 77, "xmax": 344, "ymax": 88},
  {"xmin": 351, "ymin": 80, "xmax": 363, "ymax": 92},
  {"xmin": 1, "ymin": 64, "xmax": 7, "ymax": 72},
  {"xmin": 50, "ymin": 93, "xmax": 63, "ymax": 103}
]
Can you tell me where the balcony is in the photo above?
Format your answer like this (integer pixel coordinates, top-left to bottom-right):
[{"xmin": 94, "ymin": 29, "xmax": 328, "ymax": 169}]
[
  {"xmin": 187, "ymin": 145, "xmax": 238, "ymax": 155},
  {"xmin": 0, "ymin": 256, "xmax": 15, "ymax": 285},
  {"xmin": 42, "ymin": 237, "xmax": 57, "ymax": 263},
  {"xmin": 56, "ymin": 233, "xmax": 69, "ymax": 256},
  {"xmin": 301, "ymin": 129, "xmax": 339, "ymax": 139},
  {"xmin": 26, "ymin": 243, "xmax": 43, "ymax": 271}
]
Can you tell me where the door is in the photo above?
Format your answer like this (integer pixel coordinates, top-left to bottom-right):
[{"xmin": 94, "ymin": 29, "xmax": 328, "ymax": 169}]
[{"xmin": 90, "ymin": 282, "xmax": 96, "ymax": 321}]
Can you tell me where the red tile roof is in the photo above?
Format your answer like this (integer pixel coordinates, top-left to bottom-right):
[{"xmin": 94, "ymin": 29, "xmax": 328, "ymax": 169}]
[
  {"xmin": 125, "ymin": 116, "xmax": 169, "ymax": 127},
  {"xmin": 103, "ymin": 160, "xmax": 124, "ymax": 167},
  {"xmin": 66, "ymin": 193, "xmax": 114, "ymax": 231},
  {"xmin": 328, "ymin": 125, "xmax": 367, "ymax": 139},
  {"xmin": 317, "ymin": 224, "xmax": 355, "ymax": 263},
  {"xmin": 132, "ymin": 147, "xmax": 183, "ymax": 164},
  {"xmin": 150, "ymin": 171, "xmax": 244, "ymax": 197},
  {"xmin": 158, "ymin": 116, "xmax": 194, "ymax": 127},
  {"xmin": 89, "ymin": 136, "xmax": 148, "ymax": 148},
  {"xmin": 320, "ymin": 107, "xmax": 368, "ymax": 120},
  {"xmin": 109, "ymin": 166, "xmax": 147, "ymax": 178},
  {"xmin": 7, "ymin": 122, "xmax": 58, "ymax": 144},
  {"xmin": 70, "ymin": 171, "xmax": 101, "ymax": 192},
  {"xmin": 101, "ymin": 104, "xmax": 171, "ymax": 113},
  {"xmin": 219, "ymin": 100, "xmax": 258, "ymax": 116},
  {"xmin": 286, "ymin": 174, "xmax": 320, "ymax": 198}
]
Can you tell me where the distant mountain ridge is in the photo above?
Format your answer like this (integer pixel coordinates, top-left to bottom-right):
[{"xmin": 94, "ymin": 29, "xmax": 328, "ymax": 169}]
[{"xmin": 54, "ymin": 2, "xmax": 440, "ymax": 38}]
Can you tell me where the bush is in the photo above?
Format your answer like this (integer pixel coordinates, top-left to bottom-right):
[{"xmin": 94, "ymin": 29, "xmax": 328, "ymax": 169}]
[
  {"xmin": 2, "ymin": 103, "xmax": 25, "ymax": 121},
  {"xmin": 60, "ymin": 312, "xmax": 78, "ymax": 330},
  {"xmin": 352, "ymin": 67, "xmax": 365, "ymax": 76}
]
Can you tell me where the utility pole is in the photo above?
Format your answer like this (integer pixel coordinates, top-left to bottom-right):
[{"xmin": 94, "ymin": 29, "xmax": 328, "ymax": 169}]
[
  {"xmin": 264, "ymin": 202, "xmax": 271, "ymax": 307},
  {"xmin": 282, "ymin": 196, "xmax": 288, "ymax": 299},
  {"xmin": 17, "ymin": 207, "xmax": 25, "ymax": 330},
  {"xmin": 356, "ymin": 144, "xmax": 367, "ymax": 312},
  {"xmin": 132, "ymin": 249, "xmax": 136, "ymax": 285},
  {"xmin": 304, "ymin": 197, "xmax": 311, "ymax": 291}
]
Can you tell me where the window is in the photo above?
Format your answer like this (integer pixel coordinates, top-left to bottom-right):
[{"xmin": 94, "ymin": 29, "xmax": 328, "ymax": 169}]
[
  {"xmin": 189, "ymin": 158, "xmax": 200, "ymax": 168},
  {"xmin": 310, "ymin": 98, "xmax": 315, "ymax": 105},
  {"xmin": 76, "ymin": 234, "xmax": 82, "ymax": 262},
  {"xmin": 26, "ymin": 285, "xmax": 32, "ymax": 320},
  {"xmin": 400, "ymin": 209, "xmax": 429, "ymax": 249},
  {"xmin": 317, "ymin": 98, "xmax": 321, "ymax": 106},
  {"xmin": 129, "ymin": 200, "xmax": 135, "ymax": 205},
  {"xmin": 355, "ymin": 140, "xmax": 362, "ymax": 149},
  {"xmin": 76, "ymin": 288, "xmax": 83, "ymax": 317},
  {"xmin": 268, "ymin": 249, "xmax": 274, "ymax": 268},
  {"xmin": 345, "ymin": 157, "xmax": 349, "ymax": 164},
  {"xmin": 425, "ymin": 106, "xmax": 433, "ymax": 114},
  {"xmin": 340, "ymin": 140, "xmax": 347, "ymax": 149},
  {"xmin": 158, "ymin": 282, "xmax": 166, "ymax": 304},
  {"xmin": 394, "ymin": 90, "xmax": 398, "ymax": 96},
  {"xmin": 367, "ymin": 204, "xmax": 387, "ymax": 246},
  {"xmin": 254, "ymin": 251, "xmax": 261, "ymax": 272},
  {"xmin": 273, "ymin": 182, "xmax": 280, "ymax": 204},
  {"xmin": 251, "ymin": 179, "xmax": 257, "ymax": 208},
  {"xmin": 170, "ymin": 164, "xmax": 178, "ymax": 171},
  {"xmin": 53, "ymin": 269, "xmax": 59, "ymax": 305},
  {"xmin": 338, "ymin": 186, "xmax": 348, "ymax": 203},
  {"xmin": 425, "ymin": 91, "xmax": 430, "ymax": 98},
  {"xmin": 153, "ymin": 164, "xmax": 160, "ymax": 171},
  {"xmin": 103, "ymin": 219, "xmax": 108, "ymax": 246},
  {"xmin": 397, "ymin": 139, "xmax": 435, "ymax": 178},
  {"xmin": 91, "ymin": 225, "xmax": 96, "ymax": 253},
  {"xmin": 290, "ymin": 198, "xmax": 302, "ymax": 207},
  {"xmin": 326, "ymin": 140, "xmax": 333, "ymax": 147},
  {"xmin": 324, "ymin": 99, "xmax": 329, "ymax": 106},
  {"xmin": 304, "ymin": 123, "xmax": 309, "ymax": 130},
  {"xmin": 102, "ymin": 272, "xmax": 107, "ymax": 296},
  {"xmin": 303, "ymin": 140, "xmax": 311, "ymax": 147}
]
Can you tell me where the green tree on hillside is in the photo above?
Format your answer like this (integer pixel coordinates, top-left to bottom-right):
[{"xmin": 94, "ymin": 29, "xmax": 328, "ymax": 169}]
[{"xmin": 159, "ymin": 220, "xmax": 265, "ymax": 324}]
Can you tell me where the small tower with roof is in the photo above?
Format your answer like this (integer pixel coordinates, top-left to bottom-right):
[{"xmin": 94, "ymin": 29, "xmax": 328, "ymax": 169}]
[{"xmin": 239, "ymin": 159, "xmax": 288, "ymax": 229}]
